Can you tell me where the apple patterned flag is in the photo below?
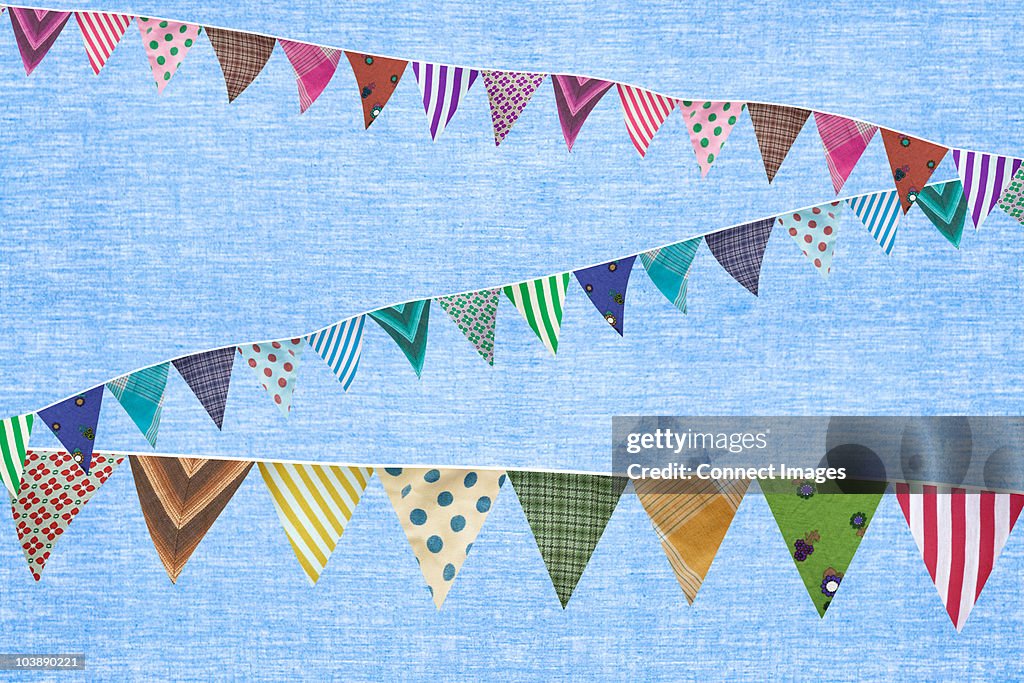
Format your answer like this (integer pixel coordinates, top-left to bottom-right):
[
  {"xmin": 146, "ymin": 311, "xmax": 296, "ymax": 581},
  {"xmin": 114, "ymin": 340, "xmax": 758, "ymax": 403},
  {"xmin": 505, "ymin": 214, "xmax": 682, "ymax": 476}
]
[{"xmin": 137, "ymin": 18, "xmax": 201, "ymax": 93}]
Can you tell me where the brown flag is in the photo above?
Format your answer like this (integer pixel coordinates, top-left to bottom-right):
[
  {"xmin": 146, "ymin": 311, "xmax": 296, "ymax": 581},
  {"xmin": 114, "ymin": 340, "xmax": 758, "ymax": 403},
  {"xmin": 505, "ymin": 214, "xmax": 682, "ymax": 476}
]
[
  {"xmin": 747, "ymin": 103, "xmax": 812, "ymax": 183},
  {"xmin": 345, "ymin": 52, "xmax": 408, "ymax": 128},
  {"xmin": 206, "ymin": 27, "xmax": 276, "ymax": 103}
]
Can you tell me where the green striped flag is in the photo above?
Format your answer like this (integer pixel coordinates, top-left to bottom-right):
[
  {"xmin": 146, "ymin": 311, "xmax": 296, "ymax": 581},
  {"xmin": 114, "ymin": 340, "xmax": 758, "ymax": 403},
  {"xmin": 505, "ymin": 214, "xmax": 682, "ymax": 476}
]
[
  {"xmin": 1, "ymin": 414, "xmax": 34, "ymax": 496},
  {"xmin": 503, "ymin": 273, "xmax": 570, "ymax": 355}
]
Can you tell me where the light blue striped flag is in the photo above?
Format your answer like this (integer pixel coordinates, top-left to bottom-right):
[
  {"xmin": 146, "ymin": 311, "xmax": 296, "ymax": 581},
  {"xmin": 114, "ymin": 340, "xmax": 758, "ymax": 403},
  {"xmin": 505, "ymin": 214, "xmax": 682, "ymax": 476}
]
[
  {"xmin": 306, "ymin": 315, "xmax": 365, "ymax": 391},
  {"xmin": 848, "ymin": 189, "xmax": 901, "ymax": 255}
]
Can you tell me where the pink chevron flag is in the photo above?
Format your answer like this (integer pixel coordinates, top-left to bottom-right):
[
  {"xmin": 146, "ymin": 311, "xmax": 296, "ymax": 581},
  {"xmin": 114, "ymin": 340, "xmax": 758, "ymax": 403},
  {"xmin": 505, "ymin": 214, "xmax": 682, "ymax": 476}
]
[
  {"xmin": 896, "ymin": 484, "xmax": 1024, "ymax": 632},
  {"xmin": 814, "ymin": 112, "xmax": 877, "ymax": 194},
  {"xmin": 617, "ymin": 84, "xmax": 675, "ymax": 158},
  {"xmin": 75, "ymin": 12, "xmax": 132, "ymax": 74},
  {"xmin": 8, "ymin": 8, "xmax": 72, "ymax": 75},
  {"xmin": 551, "ymin": 75, "xmax": 614, "ymax": 151},
  {"xmin": 279, "ymin": 40, "xmax": 342, "ymax": 113}
]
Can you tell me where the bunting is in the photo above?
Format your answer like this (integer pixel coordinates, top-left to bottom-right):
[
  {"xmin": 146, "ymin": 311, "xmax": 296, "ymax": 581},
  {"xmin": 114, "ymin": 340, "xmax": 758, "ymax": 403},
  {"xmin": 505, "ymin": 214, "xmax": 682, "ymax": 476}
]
[
  {"xmin": 916, "ymin": 180, "xmax": 968, "ymax": 248},
  {"xmin": 481, "ymin": 70, "xmax": 546, "ymax": 146},
  {"xmin": 880, "ymin": 129, "xmax": 949, "ymax": 213},
  {"xmin": 635, "ymin": 477, "xmax": 749, "ymax": 604},
  {"xmin": 573, "ymin": 257, "xmax": 636, "ymax": 335},
  {"xmin": 279, "ymin": 39, "xmax": 342, "ymax": 113},
  {"xmin": 952, "ymin": 150, "xmax": 1022, "ymax": 230},
  {"xmin": 259, "ymin": 462, "xmax": 373, "ymax": 584},
  {"xmin": 640, "ymin": 237, "xmax": 701, "ymax": 313},
  {"xmin": 762, "ymin": 478, "xmax": 884, "ymax": 616},
  {"xmin": 306, "ymin": 316, "xmax": 364, "ymax": 390},
  {"xmin": 814, "ymin": 112, "xmax": 877, "ymax": 194},
  {"xmin": 345, "ymin": 52, "xmax": 407, "ymax": 128},
  {"xmin": 37, "ymin": 386, "xmax": 103, "ymax": 474},
  {"xmin": 679, "ymin": 101, "xmax": 745, "ymax": 177},
  {"xmin": 380, "ymin": 467, "xmax": 506, "ymax": 608},
  {"xmin": 503, "ymin": 274, "xmax": 570, "ymax": 355},
  {"xmin": 998, "ymin": 167, "xmax": 1024, "ymax": 226},
  {"xmin": 779, "ymin": 201, "xmax": 842, "ymax": 277},
  {"xmin": 412, "ymin": 62, "xmax": 479, "ymax": 140},
  {"xmin": 13, "ymin": 450, "xmax": 124, "ymax": 580},
  {"xmin": 551, "ymin": 75, "xmax": 614, "ymax": 151},
  {"xmin": 206, "ymin": 28, "xmax": 275, "ymax": 103},
  {"xmin": 106, "ymin": 363, "xmax": 170, "ymax": 447},
  {"xmin": 130, "ymin": 455, "xmax": 253, "ymax": 582},
  {"xmin": 847, "ymin": 189, "xmax": 901, "ymax": 255},
  {"xmin": 172, "ymin": 346, "xmax": 236, "ymax": 430},
  {"xmin": 0, "ymin": 414, "xmax": 33, "ymax": 496},
  {"xmin": 75, "ymin": 11, "xmax": 132, "ymax": 75},
  {"xmin": 617, "ymin": 84, "xmax": 675, "ymax": 158},
  {"xmin": 896, "ymin": 484, "xmax": 1024, "ymax": 632},
  {"xmin": 508, "ymin": 471, "xmax": 627, "ymax": 608},
  {"xmin": 238, "ymin": 339, "xmax": 304, "ymax": 416},
  {"xmin": 435, "ymin": 289, "xmax": 499, "ymax": 365},
  {"xmin": 704, "ymin": 217, "xmax": 774, "ymax": 296},
  {"xmin": 368, "ymin": 301, "xmax": 431, "ymax": 377},
  {"xmin": 747, "ymin": 103, "xmax": 811, "ymax": 182},
  {"xmin": 8, "ymin": 8, "xmax": 71, "ymax": 75},
  {"xmin": 137, "ymin": 18, "xmax": 201, "ymax": 93}
]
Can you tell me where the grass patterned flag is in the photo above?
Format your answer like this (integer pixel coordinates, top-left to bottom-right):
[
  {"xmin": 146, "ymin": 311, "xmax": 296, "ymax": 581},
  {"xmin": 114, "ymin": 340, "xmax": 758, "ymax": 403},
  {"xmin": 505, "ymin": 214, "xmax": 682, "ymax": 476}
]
[
  {"xmin": 640, "ymin": 237, "xmax": 701, "ymax": 313},
  {"xmin": 0, "ymin": 414, "xmax": 34, "ymax": 496},
  {"xmin": 503, "ymin": 274, "xmax": 570, "ymax": 355},
  {"xmin": 436, "ymin": 289, "xmax": 500, "ymax": 365},
  {"xmin": 107, "ymin": 363, "xmax": 170, "ymax": 447},
  {"xmin": 369, "ymin": 301, "xmax": 431, "ymax": 377}
]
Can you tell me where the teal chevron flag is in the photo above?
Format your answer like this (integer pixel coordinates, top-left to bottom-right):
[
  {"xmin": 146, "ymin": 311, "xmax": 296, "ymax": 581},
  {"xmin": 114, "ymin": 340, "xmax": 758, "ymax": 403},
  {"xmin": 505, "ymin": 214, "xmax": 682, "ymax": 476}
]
[
  {"xmin": 916, "ymin": 180, "xmax": 968, "ymax": 248},
  {"xmin": 369, "ymin": 300, "xmax": 431, "ymax": 377}
]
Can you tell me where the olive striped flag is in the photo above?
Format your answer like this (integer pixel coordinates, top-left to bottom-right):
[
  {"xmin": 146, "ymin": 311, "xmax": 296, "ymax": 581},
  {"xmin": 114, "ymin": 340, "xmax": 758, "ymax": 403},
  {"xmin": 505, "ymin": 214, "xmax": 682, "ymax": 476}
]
[
  {"xmin": 503, "ymin": 274, "xmax": 570, "ymax": 355},
  {"xmin": 0, "ymin": 414, "xmax": 33, "ymax": 496},
  {"xmin": 259, "ymin": 462, "xmax": 373, "ymax": 584}
]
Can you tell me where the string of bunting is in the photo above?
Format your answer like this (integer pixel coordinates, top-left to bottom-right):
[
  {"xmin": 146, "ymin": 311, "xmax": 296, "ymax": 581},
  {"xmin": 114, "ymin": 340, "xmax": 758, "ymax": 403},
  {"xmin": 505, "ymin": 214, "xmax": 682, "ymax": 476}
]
[
  {"xmin": 4, "ymin": 5, "xmax": 1024, "ymax": 205},
  {"xmin": 6, "ymin": 446, "xmax": 1021, "ymax": 632}
]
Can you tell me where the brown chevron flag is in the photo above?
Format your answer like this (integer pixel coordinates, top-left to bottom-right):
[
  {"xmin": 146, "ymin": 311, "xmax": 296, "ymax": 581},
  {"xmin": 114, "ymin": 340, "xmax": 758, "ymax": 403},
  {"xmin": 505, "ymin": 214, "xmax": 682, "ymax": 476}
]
[
  {"xmin": 206, "ymin": 28, "xmax": 275, "ymax": 103},
  {"xmin": 747, "ymin": 103, "xmax": 811, "ymax": 183},
  {"xmin": 130, "ymin": 455, "xmax": 253, "ymax": 582}
]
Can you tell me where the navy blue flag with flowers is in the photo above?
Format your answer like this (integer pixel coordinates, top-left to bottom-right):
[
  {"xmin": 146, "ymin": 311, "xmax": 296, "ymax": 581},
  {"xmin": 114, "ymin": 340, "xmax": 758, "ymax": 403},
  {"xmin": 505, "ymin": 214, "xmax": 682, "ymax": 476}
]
[{"xmin": 573, "ymin": 256, "xmax": 636, "ymax": 335}]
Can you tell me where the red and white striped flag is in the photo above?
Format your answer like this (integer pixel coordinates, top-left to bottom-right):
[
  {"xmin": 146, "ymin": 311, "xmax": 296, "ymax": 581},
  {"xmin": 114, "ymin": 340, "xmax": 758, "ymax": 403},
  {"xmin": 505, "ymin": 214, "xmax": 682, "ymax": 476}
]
[
  {"xmin": 617, "ymin": 84, "xmax": 675, "ymax": 158},
  {"xmin": 75, "ymin": 11, "xmax": 132, "ymax": 74},
  {"xmin": 896, "ymin": 484, "xmax": 1024, "ymax": 631}
]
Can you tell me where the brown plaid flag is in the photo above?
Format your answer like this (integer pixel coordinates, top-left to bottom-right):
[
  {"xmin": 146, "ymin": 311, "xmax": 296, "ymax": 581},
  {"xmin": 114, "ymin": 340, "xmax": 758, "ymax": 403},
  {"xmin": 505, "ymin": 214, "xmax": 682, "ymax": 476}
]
[
  {"xmin": 206, "ymin": 27, "xmax": 276, "ymax": 103},
  {"xmin": 704, "ymin": 217, "xmax": 775, "ymax": 296},
  {"xmin": 508, "ymin": 471, "xmax": 628, "ymax": 608},
  {"xmin": 747, "ymin": 103, "xmax": 811, "ymax": 183}
]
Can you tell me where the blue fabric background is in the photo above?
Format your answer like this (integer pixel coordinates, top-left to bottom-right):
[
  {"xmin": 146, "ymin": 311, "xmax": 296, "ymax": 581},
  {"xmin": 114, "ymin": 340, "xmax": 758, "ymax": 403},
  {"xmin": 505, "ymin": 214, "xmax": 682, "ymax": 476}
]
[{"xmin": 1, "ymin": 0, "xmax": 1023, "ymax": 680}]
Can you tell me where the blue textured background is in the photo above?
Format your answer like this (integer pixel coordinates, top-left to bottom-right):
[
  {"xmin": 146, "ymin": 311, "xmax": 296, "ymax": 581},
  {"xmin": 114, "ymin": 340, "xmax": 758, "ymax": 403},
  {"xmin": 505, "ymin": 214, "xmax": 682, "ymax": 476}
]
[{"xmin": 1, "ymin": 1, "xmax": 1023, "ymax": 680}]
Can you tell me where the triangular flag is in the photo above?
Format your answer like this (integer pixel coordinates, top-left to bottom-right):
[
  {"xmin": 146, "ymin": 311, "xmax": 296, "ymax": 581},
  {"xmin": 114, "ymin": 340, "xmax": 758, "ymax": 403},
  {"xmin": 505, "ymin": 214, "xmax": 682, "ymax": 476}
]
[
  {"xmin": 896, "ymin": 484, "xmax": 1024, "ymax": 632},
  {"xmin": 106, "ymin": 363, "xmax": 170, "ymax": 447},
  {"xmin": 778, "ymin": 201, "xmax": 842, "ymax": 277},
  {"xmin": 369, "ymin": 300, "xmax": 431, "ymax": 377},
  {"xmin": 573, "ymin": 256, "xmax": 636, "ymax": 335},
  {"xmin": 238, "ymin": 339, "xmax": 304, "ymax": 416},
  {"xmin": 172, "ymin": 347, "xmax": 235, "ymax": 429},
  {"xmin": 678, "ymin": 100, "xmax": 745, "ymax": 177},
  {"xmin": 640, "ymin": 237, "xmax": 701, "ymax": 313},
  {"xmin": 952, "ymin": 150, "xmax": 1023, "ymax": 230},
  {"xmin": 13, "ymin": 450, "xmax": 124, "ymax": 580},
  {"xmin": 916, "ymin": 180, "xmax": 968, "ymax": 248},
  {"xmin": 551, "ymin": 75, "xmax": 614, "ymax": 151},
  {"xmin": 306, "ymin": 316, "xmax": 365, "ymax": 390},
  {"xmin": 259, "ymin": 462, "xmax": 373, "ymax": 585},
  {"xmin": 502, "ymin": 274, "xmax": 570, "ymax": 355},
  {"xmin": 998, "ymin": 166, "xmax": 1024, "ymax": 227},
  {"xmin": 635, "ymin": 477, "xmax": 749, "ymax": 604},
  {"xmin": 880, "ymin": 129, "xmax": 949, "ymax": 213},
  {"xmin": 137, "ymin": 18, "xmax": 201, "ymax": 94},
  {"xmin": 379, "ymin": 467, "xmax": 506, "ymax": 608},
  {"xmin": 0, "ymin": 414, "xmax": 33, "ymax": 496},
  {"xmin": 762, "ymin": 478, "xmax": 884, "ymax": 616},
  {"xmin": 345, "ymin": 52, "xmax": 407, "ymax": 128},
  {"xmin": 37, "ymin": 386, "xmax": 103, "ymax": 474},
  {"xmin": 847, "ymin": 189, "xmax": 901, "ymax": 255},
  {"xmin": 74, "ymin": 11, "xmax": 132, "ymax": 75},
  {"xmin": 278, "ymin": 39, "xmax": 342, "ymax": 113},
  {"xmin": 813, "ymin": 112, "xmax": 877, "ymax": 194},
  {"xmin": 704, "ymin": 217, "xmax": 774, "ymax": 295},
  {"xmin": 412, "ymin": 62, "xmax": 479, "ymax": 140},
  {"xmin": 8, "ymin": 8, "xmax": 71, "ymax": 75},
  {"xmin": 482, "ymin": 70, "xmax": 546, "ymax": 146},
  {"xmin": 746, "ymin": 103, "xmax": 811, "ymax": 182},
  {"xmin": 508, "ymin": 471, "xmax": 627, "ymax": 608},
  {"xmin": 435, "ymin": 289, "xmax": 499, "ymax": 365},
  {"xmin": 130, "ymin": 455, "xmax": 252, "ymax": 583},
  {"xmin": 206, "ymin": 28, "xmax": 275, "ymax": 103},
  {"xmin": 618, "ymin": 84, "xmax": 675, "ymax": 158}
]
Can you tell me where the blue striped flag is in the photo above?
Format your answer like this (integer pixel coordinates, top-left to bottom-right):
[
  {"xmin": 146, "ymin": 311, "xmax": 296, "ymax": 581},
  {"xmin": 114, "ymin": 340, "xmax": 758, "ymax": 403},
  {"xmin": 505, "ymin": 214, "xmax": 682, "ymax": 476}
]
[
  {"xmin": 307, "ymin": 316, "xmax": 365, "ymax": 391},
  {"xmin": 848, "ymin": 189, "xmax": 901, "ymax": 255}
]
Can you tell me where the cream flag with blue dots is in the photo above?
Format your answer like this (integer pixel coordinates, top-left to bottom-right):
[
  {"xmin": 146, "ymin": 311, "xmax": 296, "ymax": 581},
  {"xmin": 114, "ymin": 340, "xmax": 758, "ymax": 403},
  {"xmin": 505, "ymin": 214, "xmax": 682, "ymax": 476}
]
[{"xmin": 379, "ymin": 466, "xmax": 506, "ymax": 608}]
